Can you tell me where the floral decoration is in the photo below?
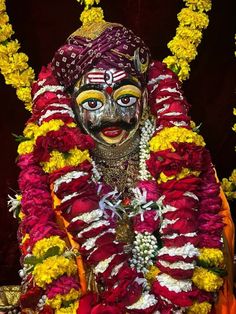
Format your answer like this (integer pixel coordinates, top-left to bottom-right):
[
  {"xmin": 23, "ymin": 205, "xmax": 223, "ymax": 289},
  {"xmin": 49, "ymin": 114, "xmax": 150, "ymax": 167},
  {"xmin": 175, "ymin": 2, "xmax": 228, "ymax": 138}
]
[
  {"xmin": 13, "ymin": 61, "xmax": 226, "ymax": 313},
  {"xmin": 0, "ymin": 0, "xmax": 35, "ymax": 111},
  {"xmin": 163, "ymin": 0, "xmax": 212, "ymax": 81}
]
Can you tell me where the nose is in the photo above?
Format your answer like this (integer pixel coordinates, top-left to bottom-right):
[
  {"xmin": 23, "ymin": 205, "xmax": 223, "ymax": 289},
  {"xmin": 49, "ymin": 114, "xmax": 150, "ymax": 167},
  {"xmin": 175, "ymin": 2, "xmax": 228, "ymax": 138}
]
[{"xmin": 104, "ymin": 96, "xmax": 117, "ymax": 119}]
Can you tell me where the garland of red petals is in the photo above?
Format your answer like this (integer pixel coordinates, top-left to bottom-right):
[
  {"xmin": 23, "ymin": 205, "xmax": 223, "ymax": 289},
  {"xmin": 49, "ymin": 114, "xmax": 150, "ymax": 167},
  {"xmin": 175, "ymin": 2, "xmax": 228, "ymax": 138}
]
[{"xmin": 16, "ymin": 61, "xmax": 225, "ymax": 314}]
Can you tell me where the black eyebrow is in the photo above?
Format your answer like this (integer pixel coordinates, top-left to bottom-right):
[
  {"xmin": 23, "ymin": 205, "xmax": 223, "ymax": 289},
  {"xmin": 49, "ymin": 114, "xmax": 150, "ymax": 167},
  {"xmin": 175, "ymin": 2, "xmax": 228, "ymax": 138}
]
[
  {"xmin": 113, "ymin": 79, "xmax": 141, "ymax": 90},
  {"xmin": 75, "ymin": 83, "xmax": 103, "ymax": 95}
]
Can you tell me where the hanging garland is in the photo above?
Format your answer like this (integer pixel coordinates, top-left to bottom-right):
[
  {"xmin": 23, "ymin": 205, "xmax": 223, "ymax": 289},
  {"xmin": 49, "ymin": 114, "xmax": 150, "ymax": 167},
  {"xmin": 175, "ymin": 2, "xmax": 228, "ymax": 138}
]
[
  {"xmin": 0, "ymin": 0, "xmax": 35, "ymax": 111},
  {"xmin": 163, "ymin": 0, "xmax": 212, "ymax": 81}
]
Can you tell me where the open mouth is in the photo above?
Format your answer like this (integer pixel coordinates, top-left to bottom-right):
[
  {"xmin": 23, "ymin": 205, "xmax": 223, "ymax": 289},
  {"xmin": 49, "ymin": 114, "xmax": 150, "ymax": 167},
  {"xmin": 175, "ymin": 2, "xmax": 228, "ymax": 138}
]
[{"xmin": 101, "ymin": 126, "xmax": 123, "ymax": 138}]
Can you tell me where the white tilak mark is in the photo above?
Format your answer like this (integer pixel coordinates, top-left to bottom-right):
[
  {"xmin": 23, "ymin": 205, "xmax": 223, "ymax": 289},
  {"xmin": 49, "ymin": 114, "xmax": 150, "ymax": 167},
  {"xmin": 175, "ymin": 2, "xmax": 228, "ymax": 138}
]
[
  {"xmin": 158, "ymin": 243, "xmax": 199, "ymax": 258},
  {"xmin": 71, "ymin": 209, "xmax": 103, "ymax": 224},
  {"xmin": 33, "ymin": 85, "xmax": 64, "ymax": 100},
  {"xmin": 158, "ymin": 260, "xmax": 195, "ymax": 270},
  {"xmin": 39, "ymin": 109, "xmax": 74, "ymax": 124},
  {"xmin": 53, "ymin": 171, "xmax": 88, "ymax": 193},
  {"xmin": 77, "ymin": 220, "xmax": 110, "ymax": 239},
  {"xmin": 61, "ymin": 192, "xmax": 79, "ymax": 204},
  {"xmin": 184, "ymin": 192, "xmax": 199, "ymax": 200},
  {"xmin": 157, "ymin": 273, "xmax": 192, "ymax": 293}
]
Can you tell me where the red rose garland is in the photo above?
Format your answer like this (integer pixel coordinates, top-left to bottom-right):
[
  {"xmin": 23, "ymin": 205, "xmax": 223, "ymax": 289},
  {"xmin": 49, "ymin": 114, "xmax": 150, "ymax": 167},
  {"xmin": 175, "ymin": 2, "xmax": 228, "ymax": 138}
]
[{"xmin": 16, "ymin": 61, "xmax": 226, "ymax": 313}]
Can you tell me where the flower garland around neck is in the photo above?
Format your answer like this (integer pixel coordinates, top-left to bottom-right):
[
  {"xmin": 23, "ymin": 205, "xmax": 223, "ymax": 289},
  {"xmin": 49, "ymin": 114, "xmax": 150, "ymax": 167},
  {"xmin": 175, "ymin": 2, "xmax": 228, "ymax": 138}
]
[
  {"xmin": 0, "ymin": 0, "xmax": 35, "ymax": 111},
  {"xmin": 11, "ymin": 61, "xmax": 226, "ymax": 314}
]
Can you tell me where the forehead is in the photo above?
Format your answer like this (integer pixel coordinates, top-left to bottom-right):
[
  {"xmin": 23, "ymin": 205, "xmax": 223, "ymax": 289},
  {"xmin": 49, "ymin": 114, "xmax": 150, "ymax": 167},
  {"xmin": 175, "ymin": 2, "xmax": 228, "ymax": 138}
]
[{"xmin": 76, "ymin": 68, "xmax": 141, "ymax": 88}]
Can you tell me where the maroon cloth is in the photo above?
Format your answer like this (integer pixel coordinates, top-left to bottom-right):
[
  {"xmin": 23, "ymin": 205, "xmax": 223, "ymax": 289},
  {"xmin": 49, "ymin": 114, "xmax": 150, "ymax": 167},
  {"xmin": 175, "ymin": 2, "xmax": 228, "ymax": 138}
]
[{"xmin": 51, "ymin": 24, "xmax": 150, "ymax": 88}]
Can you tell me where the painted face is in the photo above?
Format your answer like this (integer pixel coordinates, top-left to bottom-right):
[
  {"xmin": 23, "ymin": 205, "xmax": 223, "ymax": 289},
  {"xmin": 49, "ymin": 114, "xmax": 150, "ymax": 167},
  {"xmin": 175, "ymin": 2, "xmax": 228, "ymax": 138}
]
[{"xmin": 73, "ymin": 68, "xmax": 146, "ymax": 146}]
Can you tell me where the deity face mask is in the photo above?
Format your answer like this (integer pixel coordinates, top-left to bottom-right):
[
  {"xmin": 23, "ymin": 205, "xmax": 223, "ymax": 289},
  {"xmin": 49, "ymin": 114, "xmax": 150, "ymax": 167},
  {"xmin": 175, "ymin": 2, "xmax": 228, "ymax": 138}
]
[{"xmin": 73, "ymin": 68, "xmax": 147, "ymax": 146}]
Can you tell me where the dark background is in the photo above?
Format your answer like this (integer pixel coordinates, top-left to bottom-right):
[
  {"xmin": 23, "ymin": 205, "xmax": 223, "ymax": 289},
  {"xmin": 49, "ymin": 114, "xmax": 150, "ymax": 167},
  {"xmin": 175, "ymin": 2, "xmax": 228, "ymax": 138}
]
[{"xmin": 0, "ymin": 0, "xmax": 235, "ymax": 284}]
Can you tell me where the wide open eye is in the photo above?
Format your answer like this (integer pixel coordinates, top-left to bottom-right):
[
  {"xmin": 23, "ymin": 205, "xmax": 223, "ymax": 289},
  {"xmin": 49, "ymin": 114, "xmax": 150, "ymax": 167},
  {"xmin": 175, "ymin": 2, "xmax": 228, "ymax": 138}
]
[
  {"xmin": 116, "ymin": 95, "xmax": 139, "ymax": 107},
  {"xmin": 81, "ymin": 98, "xmax": 103, "ymax": 111}
]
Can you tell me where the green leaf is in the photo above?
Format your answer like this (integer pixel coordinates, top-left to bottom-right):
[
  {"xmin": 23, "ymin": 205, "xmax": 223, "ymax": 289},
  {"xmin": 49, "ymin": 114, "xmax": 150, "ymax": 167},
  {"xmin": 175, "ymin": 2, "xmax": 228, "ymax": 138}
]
[
  {"xmin": 24, "ymin": 255, "xmax": 40, "ymax": 266},
  {"xmin": 12, "ymin": 133, "xmax": 31, "ymax": 143},
  {"xmin": 43, "ymin": 246, "xmax": 61, "ymax": 259}
]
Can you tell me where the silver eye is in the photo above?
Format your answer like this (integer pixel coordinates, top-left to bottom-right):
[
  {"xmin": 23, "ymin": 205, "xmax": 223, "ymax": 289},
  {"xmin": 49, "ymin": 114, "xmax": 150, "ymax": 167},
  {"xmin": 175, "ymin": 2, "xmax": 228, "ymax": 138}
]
[
  {"xmin": 81, "ymin": 99, "xmax": 103, "ymax": 111},
  {"xmin": 116, "ymin": 95, "xmax": 138, "ymax": 107}
]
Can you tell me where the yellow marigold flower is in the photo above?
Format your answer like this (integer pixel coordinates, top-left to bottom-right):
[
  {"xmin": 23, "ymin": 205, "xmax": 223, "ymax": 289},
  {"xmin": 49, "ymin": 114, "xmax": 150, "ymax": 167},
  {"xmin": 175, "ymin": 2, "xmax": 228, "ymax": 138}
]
[
  {"xmin": 149, "ymin": 126, "xmax": 205, "ymax": 152},
  {"xmin": 41, "ymin": 148, "xmax": 90, "ymax": 173},
  {"xmin": 178, "ymin": 8, "xmax": 209, "ymax": 30},
  {"xmin": 192, "ymin": 267, "xmax": 224, "ymax": 292},
  {"xmin": 47, "ymin": 288, "xmax": 80, "ymax": 309},
  {"xmin": 55, "ymin": 301, "xmax": 79, "ymax": 314},
  {"xmin": 168, "ymin": 37, "xmax": 197, "ymax": 62},
  {"xmin": 16, "ymin": 87, "xmax": 32, "ymax": 103},
  {"xmin": 5, "ymin": 67, "xmax": 35, "ymax": 88},
  {"xmin": 187, "ymin": 301, "xmax": 212, "ymax": 314},
  {"xmin": 33, "ymin": 256, "xmax": 77, "ymax": 289},
  {"xmin": 233, "ymin": 108, "xmax": 236, "ymax": 116},
  {"xmin": 176, "ymin": 26, "xmax": 202, "ymax": 44},
  {"xmin": 0, "ymin": 40, "xmax": 20, "ymax": 56},
  {"xmin": 229, "ymin": 169, "xmax": 236, "ymax": 184},
  {"xmin": 80, "ymin": 7, "xmax": 104, "ymax": 25},
  {"xmin": 24, "ymin": 101, "xmax": 33, "ymax": 112},
  {"xmin": 78, "ymin": 0, "xmax": 100, "ymax": 6},
  {"xmin": 184, "ymin": 0, "xmax": 212, "ymax": 12},
  {"xmin": 32, "ymin": 236, "xmax": 67, "ymax": 259},
  {"xmin": 145, "ymin": 266, "xmax": 161, "ymax": 283},
  {"xmin": 0, "ymin": 12, "xmax": 9, "ymax": 26},
  {"xmin": 232, "ymin": 123, "xmax": 236, "ymax": 132},
  {"xmin": 18, "ymin": 210, "xmax": 25, "ymax": 221},
  {"xmin": 199, "ymin": 248, "xmax": 224, "ymax": 268},
  {"xmin": 17, "ymin": 140, "xmax": 34, "ymax": 155},
  {"xmin": 157, "ymin": 168, "xmax": 200, "ymax": 184},
  {"xmin": 0, "ymin": 23, "xmax": 14, "ymax": 42},
  {"xmin": 0, "ymin": 52, "xmax": 29, "ymax": 75},
  {"xmin": 23, "ymin": 122, "xmax": 38, "ymax": 138},
  {"xmin": 0, "ymin": 0, "xmax": 6, "ymax": 11},
  {"xmin": 221, "ymin": 178, "xmax": 234, "ymax": 192}
]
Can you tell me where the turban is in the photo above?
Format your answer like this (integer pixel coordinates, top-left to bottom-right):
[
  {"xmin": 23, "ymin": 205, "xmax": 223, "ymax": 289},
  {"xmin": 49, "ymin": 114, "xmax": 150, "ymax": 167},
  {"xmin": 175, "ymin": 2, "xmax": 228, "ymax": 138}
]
[{"xmin": 51, "ymin": 22, "xmax": 151, "ymax": 88}]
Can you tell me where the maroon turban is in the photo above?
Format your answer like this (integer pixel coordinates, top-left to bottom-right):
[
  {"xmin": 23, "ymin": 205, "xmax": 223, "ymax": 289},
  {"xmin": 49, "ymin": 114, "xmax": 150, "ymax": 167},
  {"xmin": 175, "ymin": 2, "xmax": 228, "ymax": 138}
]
[{"xmin": 51, "ymin": 23, "xmax": 151, "ymax": 88}]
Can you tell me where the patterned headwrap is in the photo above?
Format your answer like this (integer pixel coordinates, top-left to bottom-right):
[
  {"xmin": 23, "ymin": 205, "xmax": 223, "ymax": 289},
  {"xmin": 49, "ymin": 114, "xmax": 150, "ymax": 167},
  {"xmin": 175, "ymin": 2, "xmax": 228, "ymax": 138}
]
[{"xmin": 51, "ymin": 22, "xmax": 151, "ymax": 88}]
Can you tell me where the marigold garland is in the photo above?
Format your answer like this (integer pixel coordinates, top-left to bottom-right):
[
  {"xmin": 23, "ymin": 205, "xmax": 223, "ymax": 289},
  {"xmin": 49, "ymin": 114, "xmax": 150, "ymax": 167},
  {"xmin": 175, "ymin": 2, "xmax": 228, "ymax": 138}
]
[
  {"xmin": 32, "ymin": 236, "xmax": 67, "ymax": 259},
  {"xmin": 32, "ymin": 256, "xmax": 77, "ymax": 289},
  {"xmin": 46, "ymin": 288, "xmax": 80, "ymax": 309},
  {"xmin": 0, "ymin": 0, "xmax": 35, "ymax": 111},
  {"xmin": 163, "ymin": 0, "xmax": 212, "ymax": 81},
  {"xmin": 192, "ymin": 266, "xmax": 224, "ymax": 292},
  {"xmin": 149, "ymin": 126, "xmax": 206, "ymax": 152}
]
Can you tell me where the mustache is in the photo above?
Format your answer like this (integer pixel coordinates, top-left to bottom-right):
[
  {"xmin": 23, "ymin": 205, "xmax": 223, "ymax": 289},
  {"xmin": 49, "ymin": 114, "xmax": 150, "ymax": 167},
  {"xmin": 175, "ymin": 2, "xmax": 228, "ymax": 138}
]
[{"xmin": 88, "ymin": 118, "xmax": 137, "ymax": 133}]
